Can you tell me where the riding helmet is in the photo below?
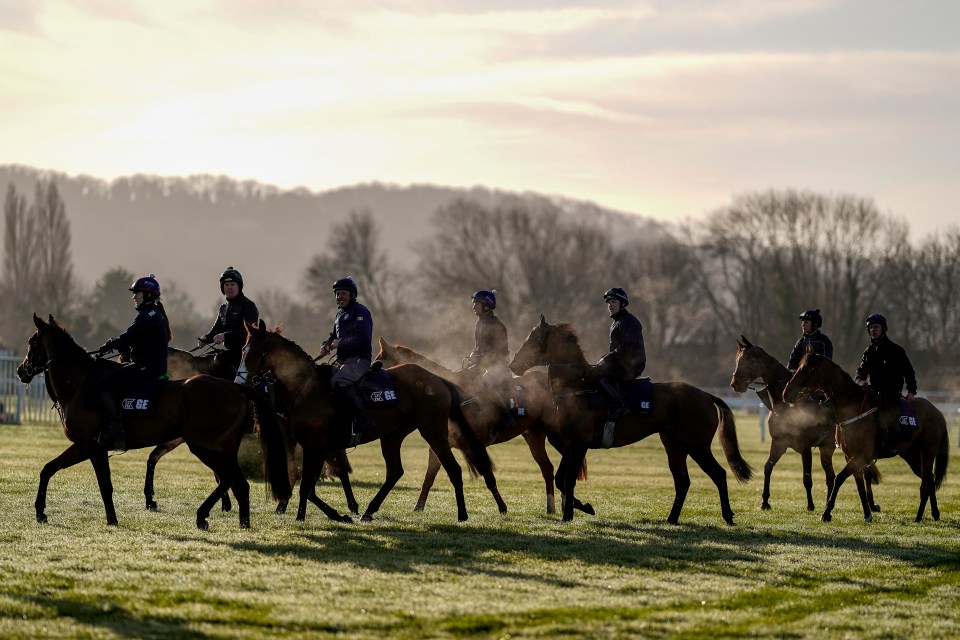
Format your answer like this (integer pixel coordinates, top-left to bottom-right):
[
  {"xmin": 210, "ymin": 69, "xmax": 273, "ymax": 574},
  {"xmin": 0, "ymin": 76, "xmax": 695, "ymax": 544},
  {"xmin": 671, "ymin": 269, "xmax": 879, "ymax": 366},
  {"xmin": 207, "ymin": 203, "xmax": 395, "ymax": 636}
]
[
  {"xmin": 471, "ymin": 289, "xmax": 497, "ymax": 309},
  {"xmin": 603, "ymin": 287, "xmax": 629, "ymax": 307},
  {"xmin": 332, "ymin": 276, "xmax": 358, "ymax": 297},
  {"xmin": 219, "ymin": 266, "xmax": 244, "ymax": 293},
  {"xmin": 865, "ymin": 313, "xmax": 888, "ymax": 332},
  {"xmin": 798, "ymin": 308, "xmax": 822, "ymax": 329},
  {"xmin": 129, "ymin": 274, "xmax": 161, "ymax": 297}
]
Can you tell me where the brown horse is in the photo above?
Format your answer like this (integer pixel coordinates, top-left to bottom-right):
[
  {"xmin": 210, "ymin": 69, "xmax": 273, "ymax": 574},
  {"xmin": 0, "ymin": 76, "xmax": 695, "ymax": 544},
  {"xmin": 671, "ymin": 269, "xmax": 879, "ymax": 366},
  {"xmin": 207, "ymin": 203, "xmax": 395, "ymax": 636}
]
[
  {"xmin": 731, "ymin": 336, "xmax": 880, "ymax": 512},
  {"xmin": 376, "ymin": 338, "xmax": 588, "ymax": 514},
  {"xmin": 146, "ymin": 347, "xmax": 357, "ymax": 516},
  {"xmin": 510, "ymin": 315, "xmax": 753, "ymax": 524},
  {"xmin": 783, "ymin": 350, "xmax": 948, "ymax": 522},
  {"xmin": 236, "ymin": 320, "xmax": 497, "ymax": 523},
  {"xmin": 16, "ymin": 314, "xmax": 290, "ymax": 529}
]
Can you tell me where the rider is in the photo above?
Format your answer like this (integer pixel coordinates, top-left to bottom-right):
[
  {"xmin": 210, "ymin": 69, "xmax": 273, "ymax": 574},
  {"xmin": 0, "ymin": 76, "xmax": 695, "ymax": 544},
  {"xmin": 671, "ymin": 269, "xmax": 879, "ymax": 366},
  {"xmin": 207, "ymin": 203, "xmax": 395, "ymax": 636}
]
[
  {"xmin": 95, "ymin": 274, "xmax": 172, "ymax": 450},
  {"xmin": 787, "ymin": 308, "xmax": 834, "ymax": 372},
  {"xmin": 854, "ymin": 313, "xmax": 918, "ymax": 454},
  {"xmin": 198, "ymin": 266, "xmax": 260, "ymax": 374},
  {"xmin": 317, "ymin": 276, "xmax": 375, "ymax": 446},
  {"xmin": 583, "ymin": 287, "xmax": 646, "ymax": 420},
  {"xmin": 462, "ymin": 289, "xmax": 515, "ymax": 443}
]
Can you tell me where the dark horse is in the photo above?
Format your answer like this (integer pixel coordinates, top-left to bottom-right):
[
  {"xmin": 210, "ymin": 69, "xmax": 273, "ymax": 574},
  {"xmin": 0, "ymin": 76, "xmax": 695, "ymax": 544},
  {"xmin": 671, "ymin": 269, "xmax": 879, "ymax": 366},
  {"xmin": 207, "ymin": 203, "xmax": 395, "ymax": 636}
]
[
  {"xmin": 731, "ymin": 336, "xmax": 880, "ymax": 512},
  {"xmin": 236, "ymin": 320, "xmax": 497, "ymax": 523},
  {"xmin": 146, "ymin": 347, "xmax": 357, "ymax": 515},
  {"xmin": 17, "ymin": 314, "xmax": 291, "ymax": 529},
  {"xmin": 784, "ymin": 349, "xmax": 948, "ymax": 522},
  {"xmin": 510, "ymin": 316, "xmax": 753, "ymax": 524},
  {"xmin": 376, "ymin": 337, "xmax": 589, "ymax": 514}
]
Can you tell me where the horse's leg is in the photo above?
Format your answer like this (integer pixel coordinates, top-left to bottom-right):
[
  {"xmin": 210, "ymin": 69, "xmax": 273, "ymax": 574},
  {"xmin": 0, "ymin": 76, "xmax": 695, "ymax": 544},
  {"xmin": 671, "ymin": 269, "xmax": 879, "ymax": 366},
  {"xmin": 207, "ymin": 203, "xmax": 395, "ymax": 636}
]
[
  {"xmin": 851, "ymin": 469, "xmax": 873, "ymax": 523},
  {"xmin": 327, "ymin": 450, "xmax": 359, "ymax": 515},
  {"xmin": 560, "ymin": 444, "xmax": 589, "ymax": 523},
  {"xmin": 362, "ymin": 435, "xmax": 407, "ymax": 522},
  {"xmin": 799, "ymin": 446, "xmax": 815, "ymax": 512},
  {"xmin": 818, "ymin": 445, "xmax": 837, "ymax": 507},
  {"xmin": 299, "ymin": 448, "xmax": 351, "ymax": 522},
  {"xmin": 274, "ymin": 421, "xmax": 299, "ymax": 514},
  {"xmin": 822, "ymin": 457, "xmax": 858, "ymax": 523},
  {"xmin": 521, "ymin": 429, "xmax": 556, "ymax": 514},
  {"xmin": 689, "ymin": 446, "xmax": 734, "ymax": 525},
  {"xmin": 863, "ymin": 464, "xmax": 881, "ymax": 513},
  {"xmin": 35, "ymin": 443, "xmax": 90, "ymax": 524},
  {"xmin": 761, "ymin": 439, "xmax": 788, "ymax": 511},
  {"xmin": 88, "ymin": 446, "xmax": 118, "ymax": 526},
  {"xmin": 555, "ymin": 453, "xmax": 594, "ymax": 516},
  {"xmin": 188, "ymin": 447, "xmax": 237, "ymax": 530},
  {"xmin": 414, "ymin": 448, "xmax": 442, "ymax": 512},
  {"xmin": 144, "ymin": 441, "xmax": 177, "ymax": 511},
  {"xmin": 662, "ymin": 438, "xmax": 691, "ymax": 525},
  {"xmin": 913, "ymin": 452, "xmax": 935, "ymax": 523}
]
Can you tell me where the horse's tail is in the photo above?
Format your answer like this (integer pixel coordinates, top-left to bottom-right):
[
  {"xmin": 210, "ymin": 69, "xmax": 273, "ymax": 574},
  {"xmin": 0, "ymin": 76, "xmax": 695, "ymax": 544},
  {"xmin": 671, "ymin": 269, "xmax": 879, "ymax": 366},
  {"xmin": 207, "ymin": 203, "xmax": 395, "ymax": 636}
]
[
  {"xmin": 239, "ymin": 385, "xmax": 293, "ymax": 503},
  {"xmin": 441, "ymin": 378, "xmax": 495, "ymax": 479},
  {"xmin": 934, "ymin": 424, "xmax": 950, "ymax": 491},
  {"xmin": 864, "ymin": 463, "xmax": 883, "ymax": 486},
  {"xmin": 713, "ymin": 395, "xmax": 754, "ymax": 483}
]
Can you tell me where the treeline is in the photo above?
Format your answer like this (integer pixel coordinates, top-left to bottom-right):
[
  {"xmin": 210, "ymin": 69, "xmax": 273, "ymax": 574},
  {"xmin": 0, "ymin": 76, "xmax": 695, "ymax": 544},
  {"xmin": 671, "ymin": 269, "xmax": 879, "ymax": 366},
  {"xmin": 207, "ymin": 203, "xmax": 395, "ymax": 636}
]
[{"xmin": 3, "ymin": 181, "xmax": 958, "ymax": 391}]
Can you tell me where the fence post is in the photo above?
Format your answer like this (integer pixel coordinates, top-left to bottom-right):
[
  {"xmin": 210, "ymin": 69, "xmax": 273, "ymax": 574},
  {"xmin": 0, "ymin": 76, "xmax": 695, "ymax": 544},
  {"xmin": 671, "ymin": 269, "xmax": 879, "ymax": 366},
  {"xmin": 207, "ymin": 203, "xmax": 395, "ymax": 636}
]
[
  {"xmin": 15, "ymin": 378, "xmax": 24, "ymax": 424},
  {"xmin": 758, "ymin": 403, "xmax": 767, "ymax": 442}
]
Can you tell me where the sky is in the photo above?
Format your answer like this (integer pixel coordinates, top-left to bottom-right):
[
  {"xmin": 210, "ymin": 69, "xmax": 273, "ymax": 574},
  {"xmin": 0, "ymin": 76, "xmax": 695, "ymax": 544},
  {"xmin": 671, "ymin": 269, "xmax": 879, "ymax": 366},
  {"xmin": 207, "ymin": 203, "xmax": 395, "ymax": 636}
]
[{"xmin": 2, "ymin": 0, "xmax": 958, "ymax": 238}]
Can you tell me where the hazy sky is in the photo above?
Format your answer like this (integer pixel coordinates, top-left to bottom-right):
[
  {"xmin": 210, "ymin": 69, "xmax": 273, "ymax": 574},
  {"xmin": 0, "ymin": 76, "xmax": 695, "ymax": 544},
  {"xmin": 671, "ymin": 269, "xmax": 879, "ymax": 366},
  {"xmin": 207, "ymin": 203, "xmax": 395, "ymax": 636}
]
[{"xmin": 2, "ymin": 0, "xmax": 957, "ymax": 238}]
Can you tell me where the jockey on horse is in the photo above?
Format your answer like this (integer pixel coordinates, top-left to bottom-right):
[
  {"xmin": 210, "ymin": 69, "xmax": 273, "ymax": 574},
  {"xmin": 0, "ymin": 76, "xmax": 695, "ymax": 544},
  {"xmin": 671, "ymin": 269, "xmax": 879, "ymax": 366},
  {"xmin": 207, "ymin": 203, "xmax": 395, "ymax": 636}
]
[
  {"xmin": 198, "ymin": 266, "xmax": 259, "ymax": 375},
  {"xmin": 582, "ymin": 287, "xmax": 646, "ymax": 421},
  {"xmin": 95, "ymin": 274, "xmax": 171, "ymax": 451},
  {"xmin": 462, "ymin": 289, "xmax": 515, "ymax": 443}
]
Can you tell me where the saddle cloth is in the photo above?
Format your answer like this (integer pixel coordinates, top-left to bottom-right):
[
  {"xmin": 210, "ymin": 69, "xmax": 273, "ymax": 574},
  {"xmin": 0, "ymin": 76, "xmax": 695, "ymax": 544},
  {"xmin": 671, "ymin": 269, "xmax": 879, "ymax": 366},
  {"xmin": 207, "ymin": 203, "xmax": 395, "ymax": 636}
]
[
  {"xmin": 898, "ymin": 398, "xmax": 918, "ymax": 429},
  {"xmin": 588, "ymin": 377, "xmax": 653, "ymax": 414},
  {"xmin": 358, "ymin": 368, "xmax": 399, "ymax": 408},
  {"xmin": 506, "ymin": 381, "xmax": 527, "ymax": 418},
  {"xmin": 119, "ymin": 377, "xmax": 169, "ymax": 417}
]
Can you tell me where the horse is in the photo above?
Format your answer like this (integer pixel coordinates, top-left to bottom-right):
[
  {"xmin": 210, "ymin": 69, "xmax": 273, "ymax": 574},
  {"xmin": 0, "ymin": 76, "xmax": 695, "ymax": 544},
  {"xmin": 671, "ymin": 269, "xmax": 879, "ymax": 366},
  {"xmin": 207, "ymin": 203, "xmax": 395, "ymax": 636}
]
[
  {"xmin": 783, "ymin": 349, "xmax": 949, "ymax": 522},
  {"xmin": 235, "ymin": 320, "xmax": 498, "ymax": 523},
  {"xmin": 145, "ymin": 347, "xmax": 358, "ymax": 516},
  {"xmin": 731, "ymin": 336, "xmax": 881, "ymax": 512},
  {"xmin": 16, "ymin": 314, "xmax": 291, "ymax": 529},
  {"xmin": 510, "ymin": 315, "xmax": 753, "ymax": 524}
]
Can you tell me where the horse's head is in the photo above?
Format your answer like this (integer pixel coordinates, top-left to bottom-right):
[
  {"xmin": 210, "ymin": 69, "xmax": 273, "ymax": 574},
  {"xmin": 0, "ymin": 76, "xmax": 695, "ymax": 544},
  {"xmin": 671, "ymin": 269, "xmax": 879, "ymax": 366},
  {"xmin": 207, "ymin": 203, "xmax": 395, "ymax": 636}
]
[
  {"xmin": 510, "ymin": 315, "xmax": 552, "ymax": 375},
  {"xmin": 235, "ymin": 319, "xmax": 274, "ymax": 385},
  {"xmin": 731, "ymin": 335, "xmax": 761, "ymax": 393},
  {"xmin": 17, "ymin": 314, "xmax": 51, "ymax": 383},
  {"xmin": 783, "ymin": 347, "xmax": 831, "ymax": 404}
]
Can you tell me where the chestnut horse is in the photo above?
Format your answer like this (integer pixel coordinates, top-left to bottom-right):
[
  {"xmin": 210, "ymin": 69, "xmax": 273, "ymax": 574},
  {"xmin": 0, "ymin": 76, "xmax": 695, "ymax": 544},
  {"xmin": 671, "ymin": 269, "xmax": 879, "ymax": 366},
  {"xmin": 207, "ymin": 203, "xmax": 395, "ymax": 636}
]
[
  {"xmin": 146, "ymin": 347, "xmax": 357, "ymax": 516},
  {"xmin": 17, "ymin": 314, "xmax": 290, "ymax": 529},
  {"xmin": 235, "ymin": 320, "xmax": 497, "ymax": 523},
  {"xmin": 510, "ymin": 316, "xmax": 753, "ymax": 524},
  {"xmin": 784, "ymin": 350, "xmax": 948, "ymax": 522},
  {"xmin": 376, "ymin": 338, "xmax": 589, "ymax": 514},
  {"xmin": 731, "ymin": 336, "xmax": 880, "ymax": 512}
]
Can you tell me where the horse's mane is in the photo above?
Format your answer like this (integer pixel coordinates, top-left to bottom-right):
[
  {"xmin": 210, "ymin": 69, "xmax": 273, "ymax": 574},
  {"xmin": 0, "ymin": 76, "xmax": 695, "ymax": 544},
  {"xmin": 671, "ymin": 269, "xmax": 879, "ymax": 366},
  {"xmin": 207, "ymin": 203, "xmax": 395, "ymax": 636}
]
[
  {"xmin": 553, "ymin": 322, "xmax": 584, "ymax": 350},
  {"xmin": 47, "ymin": 320, "xmax": 92, "ymax": 362},
  {"xmin": 394, "ymin": 343, "xmax": 447, "ymax": 369},
  {"xmin": 266, "ymin": 329, "xmax": 314, "ymax": 363}
]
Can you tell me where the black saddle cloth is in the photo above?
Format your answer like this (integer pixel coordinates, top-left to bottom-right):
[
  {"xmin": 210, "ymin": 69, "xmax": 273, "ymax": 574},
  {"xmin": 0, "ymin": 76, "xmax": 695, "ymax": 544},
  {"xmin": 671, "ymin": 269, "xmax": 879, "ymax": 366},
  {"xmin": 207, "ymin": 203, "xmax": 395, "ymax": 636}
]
[
  {"xmin": 505, "ymin": 380, "xmax": 527, "ymax": 418},
  {"xmin": 588, "ymin": 377, "xmax": 653, "ymax": 414},
  {"xmin": 358, "ymin": 368, "xmax": 399, "ymax": 408},
  {"xmin": 119, "ymin": 378, "xmax": 168, "ymax": 417}
]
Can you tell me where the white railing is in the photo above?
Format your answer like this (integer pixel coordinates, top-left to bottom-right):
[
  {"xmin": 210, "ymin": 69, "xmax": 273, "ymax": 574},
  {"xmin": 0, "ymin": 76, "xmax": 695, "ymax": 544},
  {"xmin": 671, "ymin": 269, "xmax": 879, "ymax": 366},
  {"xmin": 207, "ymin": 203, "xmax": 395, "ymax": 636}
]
[{"xmin": 0, "ymin": 353, "xmax": 59, "ymax": 425}]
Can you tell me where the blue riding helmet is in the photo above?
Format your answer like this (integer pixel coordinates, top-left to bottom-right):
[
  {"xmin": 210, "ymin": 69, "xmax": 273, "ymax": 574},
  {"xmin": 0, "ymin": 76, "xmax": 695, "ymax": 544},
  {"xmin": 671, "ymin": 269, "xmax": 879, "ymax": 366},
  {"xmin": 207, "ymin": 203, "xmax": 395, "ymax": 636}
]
[
  {"xmin": 603, "ymin": 287, "xmax": 629, "ymax": 307},
  {"xmin": 332, "ymin": 276, "xmax": 358, "ymax": 296},
  {"xmin": 471, "ymin": 289, "xmax": 497, "ymax": 309},
  {"xmin": 799, "ymin": 308, "xmax": 822, "ymax": 329},
  {"xmin": 129, "ymin": 274, "xmax": 161, "ymax": 297},
  {"xmin": 865, "ymin": 313, "xmax": 888, "ymax": 332},
  {"xmin": 219, "ymin": 266, "xmax": 243, "ymax": 293}
]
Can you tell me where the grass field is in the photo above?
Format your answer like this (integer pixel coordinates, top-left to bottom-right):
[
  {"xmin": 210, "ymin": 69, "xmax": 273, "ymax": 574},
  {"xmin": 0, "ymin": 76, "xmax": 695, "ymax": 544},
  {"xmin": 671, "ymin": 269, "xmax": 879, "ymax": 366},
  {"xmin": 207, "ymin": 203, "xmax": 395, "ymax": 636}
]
[{"xmin": 1, "ymin": 415, "xmax": 959, "ymax": 639}]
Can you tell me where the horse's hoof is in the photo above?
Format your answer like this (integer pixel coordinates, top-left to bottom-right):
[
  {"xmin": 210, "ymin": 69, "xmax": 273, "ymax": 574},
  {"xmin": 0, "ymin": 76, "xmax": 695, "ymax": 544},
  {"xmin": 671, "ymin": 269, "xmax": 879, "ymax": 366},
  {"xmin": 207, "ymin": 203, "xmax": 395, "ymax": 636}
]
[
  {"xmin": 761, "ymin": 503, "xmax": 772, "ymax": 511},
  {"xmin": 361, "ymin": 513, "xmax": 374, "ymax": 523},
  {"xmin": 724, "ymin": 513, "xmax": 735, "ymax": 526},
  {"xmin": 667, "ymin": 517, "xmax": 680, "ymax": 525},
  {"xmin": 498, "ymin": 505, "xmax": 507, "ymax": 515},
  {"xmin": 582, "ymin": 503, "xmax": 595, "ymax": 516},
  {"xmin": 871, "ymin": 505, "xmax": 882, "ymax": 513},
  {"xmin": 340, "ymin": 515, "xmax": 354, "ymax": 524},
  {"xmin": 221, "ymin": 502, "xmax": 233, "ymax": 513},
  {"xmin": 413, "ymin": 503, "xmax": 425, "ymax": 512},
  {"xmin": 239, "ymin": 520, "xmax": 250, "ymax": 529},
  {"xmin": 864, "ymin": 514, "xmax": 873, "ymax": 523},
  {"xmin": 197, "ymin": 519, "xmax": 209, "ymax": 530},
  {"xmin": 146, "ymin": 501, "xmax": 158, "ymax": 512},
  {"xmin": 820, "ymin": 513, "xmax": 832, "ymax": 523},
  {"xmin": 107, "ymin": 518, "xmax": 118, "ymax": 526},
  {"xmin": 458, "ymin": 516, "xmax": 468, "ymax": 523},
  {"xmin": 36, "ymin": 514, "xmax": 48, "ymax": 524},
  {"xmin": 275, "ymin": 504, "xmax": 287, "ymax": 515},
  {"xmin": 806, "ymin": 505, "xmax": 815, "ymax": 512}
]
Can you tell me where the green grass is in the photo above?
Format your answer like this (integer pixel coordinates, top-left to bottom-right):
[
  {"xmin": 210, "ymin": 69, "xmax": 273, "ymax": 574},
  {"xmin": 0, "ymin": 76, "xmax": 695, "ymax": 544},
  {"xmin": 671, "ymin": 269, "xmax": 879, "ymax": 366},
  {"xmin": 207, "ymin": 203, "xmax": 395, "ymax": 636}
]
[{"xmin": 1, "ymin": 415, "xmax": 959, "ymax": 639}]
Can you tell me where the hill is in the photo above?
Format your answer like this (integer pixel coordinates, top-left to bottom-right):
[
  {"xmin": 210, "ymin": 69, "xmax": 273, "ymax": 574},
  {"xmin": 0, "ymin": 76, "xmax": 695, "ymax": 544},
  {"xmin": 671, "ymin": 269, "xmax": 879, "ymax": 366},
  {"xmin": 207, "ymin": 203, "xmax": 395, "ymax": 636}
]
[{"xmin": 0, "ymin": 164, "xmax": 672, "ymax": 306}]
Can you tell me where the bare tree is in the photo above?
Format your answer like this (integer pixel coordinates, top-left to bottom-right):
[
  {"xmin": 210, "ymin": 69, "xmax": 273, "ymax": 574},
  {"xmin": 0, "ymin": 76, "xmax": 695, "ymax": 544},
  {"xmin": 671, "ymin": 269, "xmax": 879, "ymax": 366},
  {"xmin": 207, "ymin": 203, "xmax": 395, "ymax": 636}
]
[{"xmin": 33, "ymin": 181, "xmax": 75, "ymax": 316}]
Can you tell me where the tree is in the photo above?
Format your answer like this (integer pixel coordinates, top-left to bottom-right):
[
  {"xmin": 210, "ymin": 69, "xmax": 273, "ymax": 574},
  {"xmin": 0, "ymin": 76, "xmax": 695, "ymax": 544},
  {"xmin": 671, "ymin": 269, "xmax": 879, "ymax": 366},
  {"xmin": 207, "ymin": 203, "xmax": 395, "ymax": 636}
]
[{"xmin": 33, "ymin": 180, "xmax": 75, "ymax": 317}]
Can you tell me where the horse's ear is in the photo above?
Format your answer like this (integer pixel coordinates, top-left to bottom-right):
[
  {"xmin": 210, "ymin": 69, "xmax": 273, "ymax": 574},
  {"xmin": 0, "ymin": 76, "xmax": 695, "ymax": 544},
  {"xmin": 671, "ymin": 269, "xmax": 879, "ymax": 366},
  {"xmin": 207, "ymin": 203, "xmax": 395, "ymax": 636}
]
[
  {"xmin": 48, "ymin": 314, "xmax": 56, "ymax": 325},
  {"xmin": 378, "ymin": 336, "xmax": 387, "ymax": 349},
  {"xmin": 539, "ymin": 314, "xmax": 546, "ymax": 326},
  {"xmin": 258, "ymin": 319, "xmax": 266, "ymax": 332},
  {"xmin": 740, "ymin": 335, "xmax": 753, "ymax": 348},
  {"xmin": 34, "ymin": 313, "xmax": 45, "ymax": 329}
]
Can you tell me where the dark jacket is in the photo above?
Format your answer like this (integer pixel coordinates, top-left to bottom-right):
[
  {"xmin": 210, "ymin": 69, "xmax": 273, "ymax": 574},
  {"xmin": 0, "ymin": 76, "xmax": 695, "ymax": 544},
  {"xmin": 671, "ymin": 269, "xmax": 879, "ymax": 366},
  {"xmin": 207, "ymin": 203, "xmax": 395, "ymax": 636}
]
[
  {"xmin": 787, "ymin": 329, "xmax": 834, "ymax": 371},
  {"xmin": 855, "ymin": 334, "xmax": 917, "ymax": 401},
  {"xmin": 106, "ymin": 301, "xmax": 170, "ymax": 373},
  {"xmin": 326, "ymin": 300, "xmax": 373, "ymax": 362},
  {"xmin": 469, "ymin": 312, "xmax": 509, "ymax": 369},
  {"xmin": 604, "ymin": 308, "xmax": 646, "ymax": 377},
  {"xmin": 202, "ymin": 294, "xmax": 259, "ymax": 351}
]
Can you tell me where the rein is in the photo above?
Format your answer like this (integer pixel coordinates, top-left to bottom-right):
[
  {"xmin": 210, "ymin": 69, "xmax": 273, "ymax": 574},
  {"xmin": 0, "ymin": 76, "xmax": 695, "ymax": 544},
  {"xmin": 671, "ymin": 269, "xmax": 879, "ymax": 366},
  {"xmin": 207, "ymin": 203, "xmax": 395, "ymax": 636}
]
[{"xmin": 837, "ymin": 392, "xmax": 879, "ymax": 428}]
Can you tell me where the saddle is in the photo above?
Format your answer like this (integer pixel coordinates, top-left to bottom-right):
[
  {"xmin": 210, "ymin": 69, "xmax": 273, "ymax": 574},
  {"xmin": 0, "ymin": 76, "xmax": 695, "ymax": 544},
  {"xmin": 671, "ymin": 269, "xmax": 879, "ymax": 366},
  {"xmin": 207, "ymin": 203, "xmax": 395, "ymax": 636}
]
[
  {"xmin": 118, "ymin": 377, "xmax": 169, "ymax": 418},
  {"xmin": 588, "ymin": 377, "xmax": 653, "ymax": 414},
  {"xmin": 357, "ymin": 366, "xmax": 400, "ymax": 409},
  {"xmin": 876, "ymin": 398, "xmax": 920, "ymax": 457}
]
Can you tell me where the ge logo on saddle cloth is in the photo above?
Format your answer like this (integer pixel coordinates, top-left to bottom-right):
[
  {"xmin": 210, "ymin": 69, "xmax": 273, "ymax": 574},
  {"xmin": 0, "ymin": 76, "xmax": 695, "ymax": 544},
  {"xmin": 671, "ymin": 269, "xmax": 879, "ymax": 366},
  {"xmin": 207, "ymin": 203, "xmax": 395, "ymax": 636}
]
[
  {"xmin": 119, "ymin": 377, "xmax": 168, "ymax": 416},
  {"xmin": 588, "ymin": 378, "xmax": 654, "ymax": 414},
  {"xmin": 358, "ymin": 368, "xmax": 400, "ymax": 408}
]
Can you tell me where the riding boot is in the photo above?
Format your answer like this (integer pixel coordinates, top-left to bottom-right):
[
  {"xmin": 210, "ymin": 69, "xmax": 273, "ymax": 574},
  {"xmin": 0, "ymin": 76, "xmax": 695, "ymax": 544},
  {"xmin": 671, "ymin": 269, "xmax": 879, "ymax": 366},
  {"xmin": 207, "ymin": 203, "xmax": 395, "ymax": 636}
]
[
  {"xmin": 599, "ymin": 378, "xmax": 629, "ymax": 420},
  {"xmin": 96, "ymin": 391, "xmax": 125, "ymax": 451},
  {"xmin": 337, "ymin": 385, "xmax": 375, "ymax": 447}
]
